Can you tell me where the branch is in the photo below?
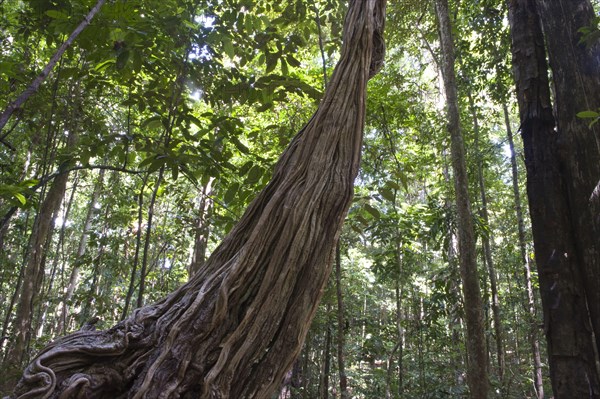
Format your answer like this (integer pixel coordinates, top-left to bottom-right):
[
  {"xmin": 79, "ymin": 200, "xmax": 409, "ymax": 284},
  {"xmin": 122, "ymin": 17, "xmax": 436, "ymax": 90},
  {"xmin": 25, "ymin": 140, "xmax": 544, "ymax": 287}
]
[
  {"xmin": 31, "ymin": 164, "xmax": 144, "ymax": 192},
  {"xmin": 0, "ymin": 137, "xmax": 15, "ymax": 151},
  {"xmin": 312, "ymin": 3, "xmax": 329, "ymax": 89},
  {"xmin": 0, "ymin": 0, "xmax": 107, "ymax": 136}
]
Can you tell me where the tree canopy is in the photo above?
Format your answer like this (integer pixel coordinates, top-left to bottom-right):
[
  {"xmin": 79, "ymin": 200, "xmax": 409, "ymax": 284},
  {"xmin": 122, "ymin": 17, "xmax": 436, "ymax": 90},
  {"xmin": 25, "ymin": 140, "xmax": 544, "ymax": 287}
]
[{"xmin": 1, "ymin": 0, "xmax": 599, "ymax": 397}]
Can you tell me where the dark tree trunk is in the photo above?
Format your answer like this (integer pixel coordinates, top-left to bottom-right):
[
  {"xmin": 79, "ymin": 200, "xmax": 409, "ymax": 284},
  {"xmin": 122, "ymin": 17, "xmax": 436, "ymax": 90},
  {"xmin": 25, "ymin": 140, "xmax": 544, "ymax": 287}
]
[
  {"xmin": 508, "ymin": 0, "xmax": 600, "ymax": 397},
  {"xmin": 434, "ymin": 0, "xmax": 489, "ymax": 396},
  {"xmin": 319, "ymin": 304, "xmax": 332, "ymax": 399},
  {"xmin": 2, "ymin": 130, "xmax": 77, "ymax": 390},
  {"xmin": 6, "ymin": 1, "xmax": 387, "ymax": 398},
  {"xmin": 2, "ymin": 188, "xmax": 60, "ymax": 377},
  {"xmin": 536, "ymin": 0, "xmax": 600, "ymax": 356}
]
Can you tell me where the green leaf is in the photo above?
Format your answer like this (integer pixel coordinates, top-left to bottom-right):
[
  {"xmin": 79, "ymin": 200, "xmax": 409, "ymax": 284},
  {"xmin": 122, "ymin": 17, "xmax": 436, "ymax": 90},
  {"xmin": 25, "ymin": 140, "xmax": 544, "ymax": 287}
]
[
  {"xmin": 266, "ymin": 53, "xmax": 278, "ymax": 73},
  {"xmin": 46, "ymin": 10, "xmax": 68, "ymax": 19},
  {"xmin": 142, "ymin": 116, "xmax": 163, "ymax": 130},
  {"xmin": 223, "ymin": 39, "xmax": 235, "ymax": 59},
  {"xmin": 94, "ymin": 59, "xmax": 115, "ymax": 72},
  {"xmin": 224, "ymin": 182, "xmax": 240, "ymax": 204},
  {"xmin": 379, "ymin": 188, "xmax": 395, "ymax": 202},
  {"xmin": 256, "ymin": 102, "xmax": 273, "ymax": 112},
  {"xmin": 239, "ymin": 161, "xmax": 254, "ymax": 176},
  {"xmin": 139, "ymin": 155, "xmax": 157, "ymax": 168},
  {"xmin": 356, "ymin": 215, "xmax": 370, "ymax": 226},
  {"xmin": 364, "ymin": 204, "xmax": 381, "ymax": 220},
  {"xmin": 230, "ymin": 136, "xmax": 250, "ymax": 154},
  {"xmin": 148, "ymin": 157, "xmax": 166, "ymax": 173},
  {"xmin": 286, "ymin": 54, "xmax": 302, "ymax": 68},
  {"xmin": 245, "ymin": 165, "xmax": 264, "ymax": 184},
  {"xmin": 116, "ymin": 50, "xmax": 130, "ymax": 70},
  {"xmin": 576, "ymin": 110, "xmax": 600, "ymax": 119},
  {"xmin": 14, "ymin": 192, "xmax": 26, "ymax": 206}
]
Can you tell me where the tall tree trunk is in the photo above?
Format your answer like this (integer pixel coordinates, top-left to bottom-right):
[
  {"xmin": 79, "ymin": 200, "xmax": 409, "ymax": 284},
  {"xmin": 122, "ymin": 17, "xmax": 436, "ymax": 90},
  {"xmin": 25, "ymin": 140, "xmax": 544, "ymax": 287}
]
[
  {"xmin": 137, "ymin": 167, "xmax": 164, "ymax": 308},
  {"xmin": 2, "ymin": 131, "xmax": 77, "ymax": 387},
  {"xmin": 434, "ymin": 0, "xmax": 489, "ymax": 396},
  {"xmin": 36, "ymin": 173, "xmax": 80, "ymax": 339},
  {"xmin": 536, "ymin": 0, "xmax": 600, "ymax": 357},
  {"xmin": 503, "ymin": 103, "xmax": 544, "ymax": 398},
  {"xmin": 57, "ymin": 169, "xmax": 105, "ymax": 336},
  {"xmin": 0, "ymin": 0, "xmax": 106, "ymax": 133},
  {"xmin": 508, "ymin": 0, "xmax": 600, "ymax": 396},
  {"xmin": 189, "ymin": 178, "xmax": 214, "ymax": 277},
  {"xmin": 335, "ymin": 245, "xmax": 349, "ymax": 399},
  {"xmin": 121, "ymin": 174, "xmax": 148, "ymax": 320},
  {"xmin": 319, "ymin": 303, "xmax": 332, "ymax": 399},
  {"xmin": 468, "ymin": 91, "xmax": 505, "ymax": 383},
  {"xmin": 7, "ymin": 2, "xmax": 387, "ymax": 397}
]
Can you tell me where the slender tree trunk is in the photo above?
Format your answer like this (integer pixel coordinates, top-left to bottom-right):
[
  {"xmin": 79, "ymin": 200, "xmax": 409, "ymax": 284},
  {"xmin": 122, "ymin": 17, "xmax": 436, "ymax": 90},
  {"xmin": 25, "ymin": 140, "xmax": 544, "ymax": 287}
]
[
  {"xmin": 2, "ymin": 132, "xmax": 76, "ymax": 388},
  {"xmin": 36, "ymin": 173, "xmax": 80, "ymax": 339},
  {"xmin": 290, "ymin": 359, "xmax": 303, "ymax": 399},
  {"xmin": 503, "ymin": 103, "xmax": 544, "ymax": 398},
  {"xmin": 57, "ymin": 169, "xmax": 105, "ymax": 336},
  {"xmin": 0, "ymin": 0, "xmax": 106, "ymax": 133},
  {"xmin": 335, "ymin": 245, "xmax": 349, "ymax": 399},
  {"xmin": 121, "ymin": 175, "xmax": 148, "ymax": 320},
  {"xmin": 79, "ymin": 203, "xmax": 111, "ymax": 326},
  {"xmin": 508, "ymin": 0, "xmax": 600, "ymax": 396},
  {"xmin": 468, "ymin": 91, "xmax": 505, "ymax": 383},
  {"xmin": 395, "ymin": 277, "xmax": 404, "ymax": 398},
  {"xmin": 319, "ymin": 303, "xmax": 332, "ymax": 399},
  {"xmin": 435, "ymin": 0, "xmax": 489, "ymax": 396},
  {"xmin": 137, "ymin": 167, "xmax": 164, "ymax": 308},
  {"xmin": 8, "ymin": 2, "xmax": 387, "ymax": 397},
  {"xmin": 189, "ymin": 178, "xmax": 214, "ymax": 277},
  {"xmin": 386, "ymin": 271, "xmax": 403, "ymax": 399}
]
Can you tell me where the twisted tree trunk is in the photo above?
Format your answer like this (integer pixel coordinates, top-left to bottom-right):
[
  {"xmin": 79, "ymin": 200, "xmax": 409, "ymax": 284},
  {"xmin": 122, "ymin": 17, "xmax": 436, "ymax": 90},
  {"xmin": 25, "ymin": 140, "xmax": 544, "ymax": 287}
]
[{"xmin": 6, "ymin": 1, "xmax": 386, "ymax": 398}]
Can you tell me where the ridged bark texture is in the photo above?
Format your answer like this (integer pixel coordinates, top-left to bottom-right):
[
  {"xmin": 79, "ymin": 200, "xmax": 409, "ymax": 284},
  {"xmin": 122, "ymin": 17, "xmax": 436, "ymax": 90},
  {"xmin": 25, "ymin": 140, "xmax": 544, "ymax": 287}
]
[
  {"xmin": 536, "ymin": 0, "xmax": 600, "ymax": 358},
  {"xmin": 508, "ymin": 0, "xmax": 600, "ymax": 397},
  {"xmin": 6, "ymin": 1, "xmax": 386, "ymax": 398}
]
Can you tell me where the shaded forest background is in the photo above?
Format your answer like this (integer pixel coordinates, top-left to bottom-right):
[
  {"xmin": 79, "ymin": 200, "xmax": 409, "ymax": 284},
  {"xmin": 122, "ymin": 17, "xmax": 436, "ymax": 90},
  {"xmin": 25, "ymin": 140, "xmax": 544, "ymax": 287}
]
[{"xmin": 1, "ymin": 0, "xmax": 599, "ymax": 397}]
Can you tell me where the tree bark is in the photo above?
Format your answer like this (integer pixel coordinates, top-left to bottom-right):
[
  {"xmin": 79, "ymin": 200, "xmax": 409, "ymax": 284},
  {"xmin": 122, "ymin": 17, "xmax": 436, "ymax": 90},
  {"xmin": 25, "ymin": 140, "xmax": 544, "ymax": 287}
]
[
  {"xmin": 508, "ymin": 0, "xmax": 600, "ymax": 396},
  {"xmin": 36, "ymin": 173, "xmax": 80, "ymax": 339},
  {"xmin": 6, "ymin": 1, "xmax": 387, "ymax": 398},
  {"xmin": 434, "ymin": 0, "xmax": 489, "ymax": 396},
  {"xmin": 536, "ymin": 0, "xmax": 600, "ymax": 357},
  {"xmin": 2, "ymin": 131, "xmax": 77, "ymax": 388}
]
